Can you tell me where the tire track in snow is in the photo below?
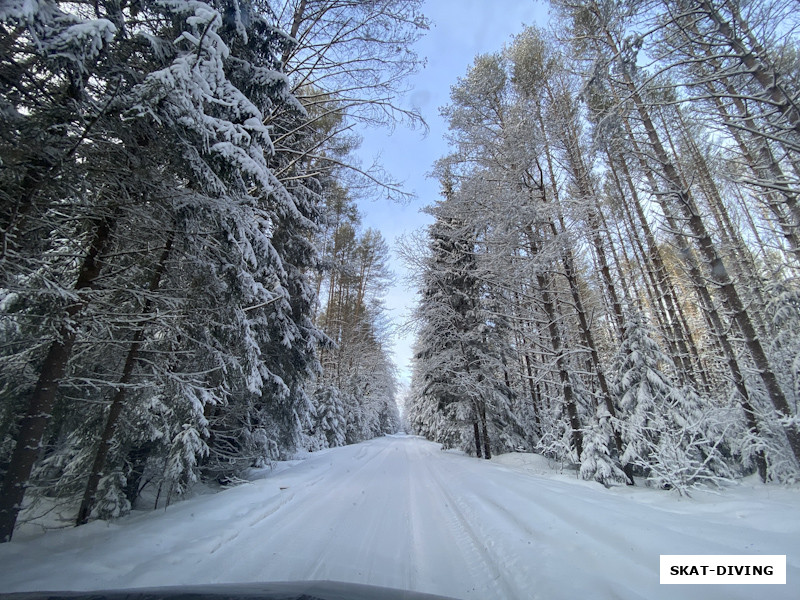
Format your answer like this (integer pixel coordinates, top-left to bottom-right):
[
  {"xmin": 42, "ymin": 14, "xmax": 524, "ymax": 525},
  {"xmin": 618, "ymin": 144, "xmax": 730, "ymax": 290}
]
[
  {"xmin": 401, "ymin": 443, "xmax": 421, "ymax": 593},
  {"xmin": 208, "ymin": 490, "xmax": 298, "ymax": 555},
  {"xmin": 478, "ymin": 468, "xmax": 742, "ymax": 556},
  {"xmin": 214, "ymin": 438, "xmax": 399, "ymax": 583},
  {"xmin": 130, "ymin": 439, "xmax": 398, "ymax": 584},
  {"xmin": 417, "ymin": 449, "xmax": 518, "ymax": 600},
  {"xmin": 301, "ymin": 445, "xmax": 399, "ymax": 581},
  {"xmin": 464, "ymin": 489, "xmax": 650, "ymax": 600}
]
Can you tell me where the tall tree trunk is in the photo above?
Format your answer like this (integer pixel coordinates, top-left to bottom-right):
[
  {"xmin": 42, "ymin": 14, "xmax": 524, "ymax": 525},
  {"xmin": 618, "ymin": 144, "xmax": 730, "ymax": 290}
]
[
  {"xmin": 670, "ymin": 108, "xmax": 772, "ymax": 336},
  {"xmin": 76, "ymin": 232, "xmax": 174, "ymax": 526},
  {"xmin": 545, "ymin": 88, "xmax": 625, "ymax": 337},
  {"xmin": 123, "ymin": 443, "xmax": 153, "ymax": 506},
  {"xmin": 511, "ymin": 287, "xmax": 542, "ymax": 437},
  {"xmin": 535, "ymin": 112, "xmax": 631, "ymax": 479},
  {"xmin": 621, "ymin": 116, "xmax": 770, "ymax": 479},
  {"xmin": 633, "ymin": 93, "xmax": 799, "ymax": 464},
  {"xmin": 605, "ymin": 145, "xmax": 707, "ymax": 389},
  {"xmin": 596, "ymin": 16, "xmax": 799, "ymax": 464},
  {"xmin": 281, "ymin": 0, "xmax": 308, "ymax": 66},
  {"xmin": 560, "ymin": 241, "xmax": 633, "ymax": 482},
  {"xmin": 677, "ymin": 5, "xmax": 800, "ymax": 239},
  {"xmin": 525, "ymin": 225, "xmax": 584, "ymax": 459},
  {"xmin": 522, "ymin": 352, "xmax": 541, "ymax": 434},
  {"xmin": 695, "ymin": 0, "xmax": 800, "ymax": 138},
  {"xmin": 0, "ymin": 218, "xmax": 113, "ymax": 542}
]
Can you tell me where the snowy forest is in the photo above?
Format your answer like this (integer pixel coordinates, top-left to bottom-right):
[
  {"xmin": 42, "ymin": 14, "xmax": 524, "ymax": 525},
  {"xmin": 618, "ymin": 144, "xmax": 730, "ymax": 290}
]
[
  {"xmin": 2, "ymin": 0, "xmax": 800, "ymax": 548},
  {"xmin": 0, "ymin": 0, "xmax": 425, "ymax": 541},
  {"xmin": 406, "ymin": 0, "xmax": 800, "ymax": 493}
]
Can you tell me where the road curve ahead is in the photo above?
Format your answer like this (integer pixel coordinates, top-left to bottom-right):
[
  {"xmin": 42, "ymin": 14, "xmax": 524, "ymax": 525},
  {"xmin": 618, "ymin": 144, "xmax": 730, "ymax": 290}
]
[{"xmin": 0, "ymin": 435, "xmax": 797, "ymax": 600}]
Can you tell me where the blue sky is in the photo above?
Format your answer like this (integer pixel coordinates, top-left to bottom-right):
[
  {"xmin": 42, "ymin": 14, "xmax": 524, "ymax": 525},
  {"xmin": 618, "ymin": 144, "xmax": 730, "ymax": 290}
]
[{"xmin": 355, "ymin": 0, "xmax": 549, "ymax": 384}]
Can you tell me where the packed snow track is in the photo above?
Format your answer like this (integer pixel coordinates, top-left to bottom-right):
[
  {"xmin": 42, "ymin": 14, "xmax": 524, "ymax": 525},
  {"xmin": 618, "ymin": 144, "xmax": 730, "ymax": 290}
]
[{"xmin": 0, "ymin": 435, "xmax": 797, "ymax": 599}]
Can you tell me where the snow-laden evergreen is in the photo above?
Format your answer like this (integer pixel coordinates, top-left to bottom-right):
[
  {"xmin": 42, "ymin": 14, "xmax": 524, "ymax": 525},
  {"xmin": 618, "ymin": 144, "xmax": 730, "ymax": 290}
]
[
  {"xmin": 610, "ymin": 315, "xmax": 731, "ymax": 493},
  {"xmin": 580, "ymin": 406, "xmax": 628, "ymax": 487},
  {"xmin": 406, "ymin": 4, "xmax": 800, "ymax": 492},
  {"xmin": 310, "ymin": 191, "xmax": 401, "ymax": 449},
  {"xmin": 0, "ymin": 0, "xmax": 419, "ymax": 540},
  {"xmin": 409, "ymin": 177, "xmax": 519, "ymax": 458}
]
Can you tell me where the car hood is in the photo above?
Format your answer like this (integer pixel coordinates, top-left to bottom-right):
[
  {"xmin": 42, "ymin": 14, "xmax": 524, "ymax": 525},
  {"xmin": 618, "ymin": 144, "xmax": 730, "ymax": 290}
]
[{"xmin": 0, "ymin": 580, "xmax": 463, "ymax": 600}]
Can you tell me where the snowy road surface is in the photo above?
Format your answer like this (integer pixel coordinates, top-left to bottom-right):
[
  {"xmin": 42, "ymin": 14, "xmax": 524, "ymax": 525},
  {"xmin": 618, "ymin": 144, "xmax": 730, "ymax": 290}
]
[{"xmin": 0, "ymin": 434, "xmax": 798, "ymax": 599}]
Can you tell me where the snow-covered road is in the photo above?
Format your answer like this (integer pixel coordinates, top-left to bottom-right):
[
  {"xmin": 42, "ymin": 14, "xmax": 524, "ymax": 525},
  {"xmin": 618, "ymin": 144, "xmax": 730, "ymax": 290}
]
[{"xmin": 0, "ymin": 434, "xmax": 797, "ymax": 599}]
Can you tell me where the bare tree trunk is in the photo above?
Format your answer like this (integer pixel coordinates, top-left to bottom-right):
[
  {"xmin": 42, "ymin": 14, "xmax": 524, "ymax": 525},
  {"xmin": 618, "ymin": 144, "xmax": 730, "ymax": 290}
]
[
  {"xmin": 696, "ymin": 0, "xmax": 800, "ymax": 138},
  {"xmin": 561, "ymin": 243, "xmax": 633, "ymax": 482},
  {"xmin": 522, "ymin": 352, "xmax": 541, "ymax": 434},
  {"xmin": 546, "ymin": 87, "xmax": 626, "ymax": 337},
  {"xmin": 605, "ymin": 145, "xmax": 704, "ymax": 387},
  {"xmin": 613, "ymin": 139, "xmax": 710, "ymax": 388},
  {"xmin": 708, "ymin": 89, "xmax": 800, "ymax": 258},
  {"xmin": 593, "ymin": 10, "xmax": 799, "ymax": 463},
  {"xmin": 511, "ymin": 287, "xmax": 542, "ymax": 437},
  {"xmin": 281, "ymin": 0, "xmax": 308, "ymax": 66},
  {"xmin": 676, "ymin": 7, "xmax": 800, "ymax": 246},
  {"xmin": 632, "ymin": 92, "xmax": 799, "ymax": 464},
  {"xmin": 670, "ymin": 108, "xmax": 771, "ymax": 337},
  {"xmin": 535, "ymin": 112, "xmax": 631, "ymax": 479},
  {"xmin": 473, "ymin": 420, "xmax": 483, "ymax": 458},
  {"xmin": 480, "ymin": 402, "xmax": 491, "ymax": 460}
]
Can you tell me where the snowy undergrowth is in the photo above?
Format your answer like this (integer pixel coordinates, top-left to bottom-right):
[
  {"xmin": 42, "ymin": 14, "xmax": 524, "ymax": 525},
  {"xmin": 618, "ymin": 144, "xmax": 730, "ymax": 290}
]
[
  {"xmin": 492, "ymin": 451, "xmax": 579, "ymax": 477},
  {"xmin": 11, "ymin": 449, "xmax": 326, "ymax": 542},
  {"xmin": 493, "ymin": 450, "xmax": 799, "ymax": 510}
]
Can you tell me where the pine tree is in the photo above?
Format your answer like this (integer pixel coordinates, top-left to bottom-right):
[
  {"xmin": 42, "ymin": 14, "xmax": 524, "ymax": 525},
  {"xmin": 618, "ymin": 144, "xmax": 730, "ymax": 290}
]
[
  {"xmin": 611, "ymin": 314, "xmax": 731, "ymax": 492},
  {"xmin": 580, "ymin": 406, "xmax": 628, "ymax": 486},
  {"xmin": 0, "ymin": 0, "xmax": 327, "ymax": 538},
  {"xmin": 410, "ymin": 175, "xmax": 513, "ymax": 458}
]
